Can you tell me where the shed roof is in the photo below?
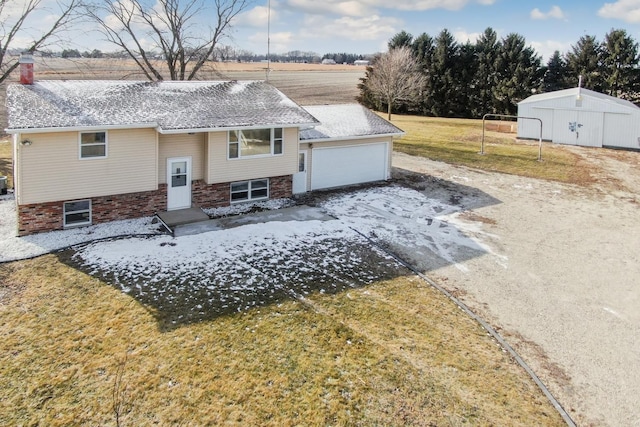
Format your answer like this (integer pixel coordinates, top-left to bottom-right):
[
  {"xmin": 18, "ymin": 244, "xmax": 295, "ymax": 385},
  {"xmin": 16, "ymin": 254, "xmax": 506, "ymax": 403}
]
[
  {"xmin": 6, "ymin": 80, "xmax": 319, "ymax": 133},
  {"xmin": 519, "ymin": 87, "xmax": 640, "ymax": 111},
  {"xmin": 299, "ymin": 104, "xmax": 404, "ymax": 141}
]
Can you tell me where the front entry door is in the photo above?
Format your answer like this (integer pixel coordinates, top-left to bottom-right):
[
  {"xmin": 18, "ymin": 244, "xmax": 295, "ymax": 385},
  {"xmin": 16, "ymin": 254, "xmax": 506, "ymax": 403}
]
[
  {"xmin": 292, "ymin": 150, "xmax": 308, "ymax": 194},
  {"xmin": 167, "ymin": 157, "xmax": 192, "ymax": 210}
]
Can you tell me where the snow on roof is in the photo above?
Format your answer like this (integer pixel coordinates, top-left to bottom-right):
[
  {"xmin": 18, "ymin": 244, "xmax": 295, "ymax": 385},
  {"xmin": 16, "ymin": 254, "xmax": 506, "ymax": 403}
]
[
  {"xmin": 519, "ymin": 87, "xmax": 640, "ymax": 111},
  {"xmin": 6, "ymin": 80, "xmax": 319, "ymax": 132},
  {"xmin": 300, "ymin": 104, "xmax": 404, "ymax": 141}
]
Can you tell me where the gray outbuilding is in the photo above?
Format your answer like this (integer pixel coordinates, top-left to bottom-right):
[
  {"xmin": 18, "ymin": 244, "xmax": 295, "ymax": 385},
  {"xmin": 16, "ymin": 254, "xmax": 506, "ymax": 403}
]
[{"xmin": 517, "ymin": 87, "xmax": 640, "ymax": 150}]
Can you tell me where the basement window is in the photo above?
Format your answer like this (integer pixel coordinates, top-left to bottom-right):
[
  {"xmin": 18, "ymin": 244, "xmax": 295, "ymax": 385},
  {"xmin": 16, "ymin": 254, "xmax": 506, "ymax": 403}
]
[
  {"xmin": 80, "ymin": 131, "xmax": 107, "ymax": 158},
  {"xmin": 230, "ymin": 179, "xmax": 269, "ymax": 203},
  {"xmin": 63, "ymin": 200, "xmax": 92, "ymax": 227}
]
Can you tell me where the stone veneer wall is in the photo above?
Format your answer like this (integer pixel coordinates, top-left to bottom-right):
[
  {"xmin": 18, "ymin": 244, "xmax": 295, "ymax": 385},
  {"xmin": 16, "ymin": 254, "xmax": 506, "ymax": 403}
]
[{"xmin": 17, "ymin": 175, "xmax": 293, "ymax": 235}]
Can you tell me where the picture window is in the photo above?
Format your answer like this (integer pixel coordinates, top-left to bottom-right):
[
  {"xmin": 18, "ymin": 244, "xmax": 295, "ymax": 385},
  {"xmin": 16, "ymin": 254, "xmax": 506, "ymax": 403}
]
[{"xmin": 228, "ymin": 128, "xmax": 283, "ymax": 159}]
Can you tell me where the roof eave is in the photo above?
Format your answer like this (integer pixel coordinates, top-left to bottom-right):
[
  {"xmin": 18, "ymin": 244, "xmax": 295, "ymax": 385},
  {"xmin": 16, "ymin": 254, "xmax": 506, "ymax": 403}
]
[
  {"xmin": 300, "ymin": 132, "xmax": 405, "ymax": 143},
  {"xmin": 158, "ymin": 121, "xmax": 320, "ymax": 134}
]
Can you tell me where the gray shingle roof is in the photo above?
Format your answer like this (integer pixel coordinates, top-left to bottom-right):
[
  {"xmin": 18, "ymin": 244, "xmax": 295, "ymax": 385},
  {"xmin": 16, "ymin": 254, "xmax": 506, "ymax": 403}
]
[
  {"xmin": 300, "ymin": 104, "xmax": 404, "ymax": 141},
  {"xmin": 6, "ymin": 80, "xmax": 319, "ymax": 132}
]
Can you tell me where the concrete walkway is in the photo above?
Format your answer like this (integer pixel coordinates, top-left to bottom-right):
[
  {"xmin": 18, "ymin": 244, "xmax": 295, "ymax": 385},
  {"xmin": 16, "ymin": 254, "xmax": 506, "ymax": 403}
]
[{"xmin": 173, "ymin": 205, "xmax": 335, "ymax": 237}]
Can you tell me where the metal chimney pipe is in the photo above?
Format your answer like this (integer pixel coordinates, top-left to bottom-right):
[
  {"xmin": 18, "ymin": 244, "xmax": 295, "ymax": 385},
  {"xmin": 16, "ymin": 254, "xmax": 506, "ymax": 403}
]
[{"xmin": 577, "ymin": 75, "xmax": 582, "ymax": 100}]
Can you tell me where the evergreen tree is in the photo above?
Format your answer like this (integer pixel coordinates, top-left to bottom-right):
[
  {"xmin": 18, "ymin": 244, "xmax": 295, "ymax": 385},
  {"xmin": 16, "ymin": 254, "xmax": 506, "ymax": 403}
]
[
  {"xmin": 542, "ymin": 50, "xmax": 568, "ymax": 92},
  {"xmin": 388, "ymin": 31, "xmax": 414, "ymax": 50},
  {"xmin": 428, "ymin": 29, "xmax": 460, "ymax": 116},
  {"xmin": 472, "ymin": 27, "xmax": 500, "ymax": 116},
  {"xmin": 411, "ymin": 33, "xmax": 435, "ymax": 115},
  {"xmin": 601, "ymin": 29, "xmax": 639, "ymax": 98},
  {"xmin": 454, "ymin": 41, "xmax": 478, "ymax": 118},
  {"xmin": 565, "ymin": 35, "xmax": 603, "ymax": 91},
  {"xmin": 493, "ymin": 33, "xmax": 542, "ymax": 115},
  {"xmin": 412, "ymin": 33, "xmax": 434, "ymax": 67}
]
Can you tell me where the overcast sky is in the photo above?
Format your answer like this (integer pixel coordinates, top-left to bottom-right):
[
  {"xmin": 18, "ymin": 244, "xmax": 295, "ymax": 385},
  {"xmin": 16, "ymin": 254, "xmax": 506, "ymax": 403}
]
[{"xmin": 15, "ymin": 0, "xmax": 640, "ymax": 61}]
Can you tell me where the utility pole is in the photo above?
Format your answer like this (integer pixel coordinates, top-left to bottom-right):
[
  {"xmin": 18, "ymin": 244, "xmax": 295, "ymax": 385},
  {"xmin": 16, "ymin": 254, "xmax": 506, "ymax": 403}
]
[{"xmin": 266, "ymin": 0, "xmax": 271, "ymax": 82}]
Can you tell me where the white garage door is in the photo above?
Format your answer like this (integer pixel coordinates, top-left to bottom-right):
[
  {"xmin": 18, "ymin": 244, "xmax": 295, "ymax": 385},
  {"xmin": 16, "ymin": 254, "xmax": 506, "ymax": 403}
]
[{"xmin": 311, "ymin": 142, "xmax": 388, "ymax": 190}]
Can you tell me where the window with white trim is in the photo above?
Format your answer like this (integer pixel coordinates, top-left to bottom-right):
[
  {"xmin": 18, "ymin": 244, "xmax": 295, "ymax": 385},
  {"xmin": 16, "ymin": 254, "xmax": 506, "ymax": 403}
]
[
  {"xmin": 63, "ymin": 200, "xmax": 92, "ymax": 227},
  {"xmin": 230, "ymin": 179, "xmax": 269, "ymax": 203},
  {"xmin": 228, "ymin": 128, "xmax": 283, "ymax": 159},
  {"xmin": 80, "ymin": 131, "xmax": 107, "ymax": 158}
]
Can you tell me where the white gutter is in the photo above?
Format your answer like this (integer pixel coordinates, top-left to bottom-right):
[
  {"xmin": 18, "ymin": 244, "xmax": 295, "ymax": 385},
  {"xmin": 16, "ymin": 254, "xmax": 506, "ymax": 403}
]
[
  {"xmin": 5, "ymin": 122, "xmax": 158, "ymax": 134},
  {"xmin": 300, "ymin": 132, "xmax": 405, "ymax": 144}
]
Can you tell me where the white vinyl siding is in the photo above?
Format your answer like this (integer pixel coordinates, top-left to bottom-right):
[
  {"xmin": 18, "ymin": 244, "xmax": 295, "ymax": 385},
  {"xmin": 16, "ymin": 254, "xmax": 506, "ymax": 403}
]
[
  {"xmin": 17, "ymin": 128, "xmax": 158, "ymax": 205},
  {"xmin": 158, "ymin": 133, "xmax": 205, "ymax": 184},
  {"xmin": 207, "ymin": 127, "xmax": 298, "ymax": 184}
]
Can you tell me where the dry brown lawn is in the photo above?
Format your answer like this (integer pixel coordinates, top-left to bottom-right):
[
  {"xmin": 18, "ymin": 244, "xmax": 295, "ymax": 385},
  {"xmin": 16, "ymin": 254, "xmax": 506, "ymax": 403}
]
[
  {"xmin": 389, "ymin": 115, "xmax": 595, "ymax": 186},
  {"xmin": 0, "ymin": 256, "xmax": 565, "ymax": 426}
]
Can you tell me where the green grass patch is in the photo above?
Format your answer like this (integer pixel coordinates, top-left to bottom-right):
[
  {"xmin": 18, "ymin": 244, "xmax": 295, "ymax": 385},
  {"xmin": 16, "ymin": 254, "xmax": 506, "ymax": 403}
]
[
  {"xmin": 389, "ymin": 115, "xmax": 595, "ymax": 185},
  {"xmin": 0, "ymin": 256, "xmax": 565, "ymax": 426}
]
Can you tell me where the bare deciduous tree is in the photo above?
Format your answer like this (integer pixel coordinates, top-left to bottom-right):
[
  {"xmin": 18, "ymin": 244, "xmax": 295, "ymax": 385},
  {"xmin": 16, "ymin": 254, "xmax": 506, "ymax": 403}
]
[
  {"xmin": 365, "ymin": 47, "xmax": 426, "ymax": 120},
  {"xmin": 0, "ymin": 0, "xmax": 80, "ymax": 83},
  {"xmin": 86, "ymin": 0, "xmax": 251, "ymax": 81}
]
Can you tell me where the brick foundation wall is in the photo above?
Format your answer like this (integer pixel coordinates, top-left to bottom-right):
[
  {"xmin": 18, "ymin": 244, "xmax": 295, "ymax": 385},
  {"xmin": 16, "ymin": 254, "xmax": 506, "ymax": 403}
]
[
  {"xmin": 17, "ymin": 175, "xmax": 293, "ymax": 235},
  {"xmin": 17, "ymin": 186, "xmax": 168, "ymax": 236},
  {"xmin": 269, "ymin": 175, "xmax": 293, "ymax": 199}
]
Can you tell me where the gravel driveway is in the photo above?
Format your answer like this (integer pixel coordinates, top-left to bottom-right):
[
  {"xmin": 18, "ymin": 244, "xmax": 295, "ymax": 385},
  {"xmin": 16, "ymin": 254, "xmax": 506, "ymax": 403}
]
[{"xmin": 392, "ymin": 150, "xmax": 640, "ymax": 427}]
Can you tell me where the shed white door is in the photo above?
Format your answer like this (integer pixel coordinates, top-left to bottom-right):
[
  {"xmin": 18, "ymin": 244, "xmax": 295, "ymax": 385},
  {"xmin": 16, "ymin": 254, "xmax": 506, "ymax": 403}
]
[
  {"xmin": 167, "ymin": 157, "xmax": 192, "ymax": 210},
  {"xmin": 575, "ymin": 111, "xmax": 603, "ymax": 147},
  {"xmin": 311, "ymin": 143, "xmax": 388, "ymax": 190},
  {"xmin": 292, "ymin": 150, "xmax": 308, "ymax": 194},
  {"xmin": 552, "ymin": 110, "xmax": 578, "ymax": 145}
]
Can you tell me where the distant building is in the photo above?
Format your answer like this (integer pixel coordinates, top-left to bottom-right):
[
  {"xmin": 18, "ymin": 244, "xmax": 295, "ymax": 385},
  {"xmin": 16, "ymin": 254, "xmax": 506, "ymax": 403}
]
[
  {"xmin": 321, "ymin": 58, "xmax": 336, "ymax": 65},
  {"xmin": 354, "ymin": 60, "xmax": 369, "ymax": 66}
]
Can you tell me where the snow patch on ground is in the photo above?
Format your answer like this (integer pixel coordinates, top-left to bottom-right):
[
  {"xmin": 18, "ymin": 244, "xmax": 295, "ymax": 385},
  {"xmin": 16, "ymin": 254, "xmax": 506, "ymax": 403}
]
[
  {"xmin": 0, "ymin": 197, "xmax": 297, "ymax": 263},
  {"xmin": 1, "ymin": 185, "xmax": 499, "ymax": 324},
  {"xmin": 0, "ymin": 195, "xmax": 162, "ymax": 262},
  {"xmin": 70, "ymin": 219, "xmax": 399, "ymax": 325},
  {"xmin": 203, "ymin": 198, "xmax": 295, "ymax": 217},
  {"xmin": 320, "ymin": 186, "xmax": 490, "ymax": 272}
]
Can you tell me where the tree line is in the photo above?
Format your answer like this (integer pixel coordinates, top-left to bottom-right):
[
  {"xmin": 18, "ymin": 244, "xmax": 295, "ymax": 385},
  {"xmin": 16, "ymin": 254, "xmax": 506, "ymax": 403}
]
[{"xmin": 359, "ymin": 28, "xmax": 640, "ymax": 119}]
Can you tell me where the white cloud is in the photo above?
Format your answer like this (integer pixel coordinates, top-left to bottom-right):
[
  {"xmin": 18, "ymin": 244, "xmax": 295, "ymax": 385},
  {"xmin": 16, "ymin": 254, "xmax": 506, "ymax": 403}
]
[
  {"xmin": 453, "ymin": 30, "xmax": 482, "ymax": 43},
  {"xmin": 284, "ymin": 0, "xmax": 373, "ymax": 17},
  {"xmin": 530, "ymin": 40, "xmax": 571, "ymax": 62},
  {"xmin": 248, "ymin": 31, "xmax": 294, "ymax": 52},
  {"xmin": 299, "ymin": 14, "xmax": 400, "ymax": 42},
  {"xmin": 598, "ymin": 0, "xmax": 640, "ymax": 23},
  {"xmin": 530, "ymin": 5, "xmax": 566, "ymax": 20},
  {"xmin": 284, "ymin": 0, "xmax": 494, "ymax": 16},
  {"xmin": 237, "ymin": 5, "xmax": 276, "ymax": 28}
]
